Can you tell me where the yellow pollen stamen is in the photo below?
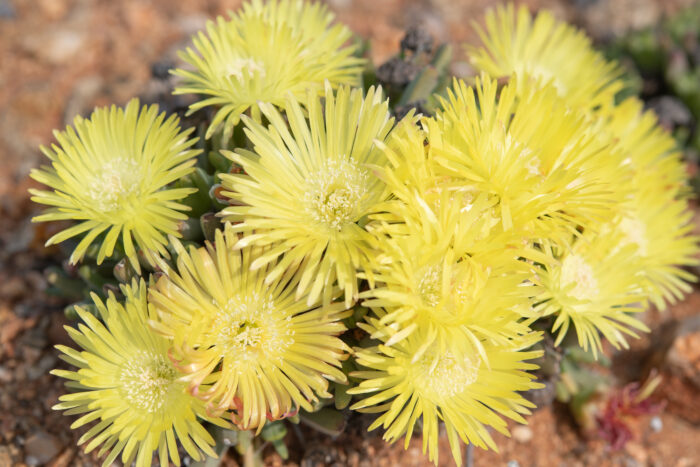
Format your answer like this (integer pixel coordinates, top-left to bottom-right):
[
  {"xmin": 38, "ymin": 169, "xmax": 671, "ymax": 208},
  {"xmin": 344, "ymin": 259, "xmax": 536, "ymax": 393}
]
[
  {"xmin": 119, "ymin": 351, "xmax": 183, "ymax": 413},
  {"xmin": 87, "ymin": 158, "xmax": 142, "ymax": 213},
  {"xmin": 413, "ymin": 351, "xmax": 480, "ymax": 400},
  {"xmin": 416, "ymin": 265, "xmax": 443, "ymax": 307},
  {"xmin": 213, "ymin": 293, "xmax": 294, "ymax": 363},
  {"xmin": 560, "ymin": 253, "xmax": 599, "ymax": 300},
  {"xmin": 304, "ymin": 158, "xmax": 369, "ymax": 231},
  {"xmin": 225, "ymin": 57, "xmax": 266, "ymax": 81},
  {"xmin": 619, "ymin": 216, "xmax": 648, "ymax": 255}
]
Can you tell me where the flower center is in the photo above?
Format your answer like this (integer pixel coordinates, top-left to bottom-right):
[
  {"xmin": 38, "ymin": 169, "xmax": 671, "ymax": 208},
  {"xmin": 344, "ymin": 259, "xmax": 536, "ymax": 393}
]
[
  {"xmin": 560, "ymin": 253, "xmax": 599, "ymax": 300},
  {"xmin": 416, "ymin": 264, "xmax": 443, "ymax": 307},
  {"xmin": 413, "ymin": 350, "xmax": 480, "ymax": 400},
  {"xmin": 304, "ymin": 159, "xmax": 370, "ymax": 231},
  {"xmin": 87, "ymin": 158, "xmax": 142, "ymax": 213},
  {"xmin": 225, "ymin": 57, "xmax": 266, "ymax": 81},
  {"xmin": 213, "ymin": 293, "xmax": 293, "ymax": 362},
  {"xmin": 119, "ymin": 351, "xmax": 183, "ymax": 413},
  {"xmin": 413, "ymin": 261, "xmax": 482, "ymax": 321},
  {"xmin": 618, "ymin": 216, "xmax": 648, "ymax": 255}
]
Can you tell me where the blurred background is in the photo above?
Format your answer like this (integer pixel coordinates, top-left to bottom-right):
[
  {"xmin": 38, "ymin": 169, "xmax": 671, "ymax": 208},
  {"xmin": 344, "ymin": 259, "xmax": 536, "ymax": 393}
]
[{"xmin": 0, "ymin": 0, "xmax": 699, "ymax": 466}]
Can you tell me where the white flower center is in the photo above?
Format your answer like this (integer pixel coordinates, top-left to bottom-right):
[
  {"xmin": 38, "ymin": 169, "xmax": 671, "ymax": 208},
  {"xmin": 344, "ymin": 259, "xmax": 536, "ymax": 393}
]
[
  {"xmin": 304, "ymin": 158, "xmax": 370, "ymax": 231},
  {"xmin": 120, "ymin": 351, "xmax": 183, "ymax": 413},
  {"xmin": 87, "ymin": 158, "xmax": 142, "ymax": 213},
  {"xmin": 618, "ymin": 216, "xmax": 648, "ymax": 255},
  {"xmin": 226, "ymin": 57, "xmax": 266, "ymax": 81},
  {"xmin": 560, "ymin": 253, "xmax": 599, "ymax": 300},
  {"xmin": 213, "ymin": 293, "xmax": 293, "ymax": 363},
  {"xmin": 413, "ymin": 350, "xmax": 480, "ymax": 400}
]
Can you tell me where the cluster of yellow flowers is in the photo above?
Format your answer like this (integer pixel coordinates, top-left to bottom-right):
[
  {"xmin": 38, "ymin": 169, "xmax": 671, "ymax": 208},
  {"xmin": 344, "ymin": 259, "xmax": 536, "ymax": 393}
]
[{"xmin": 30, "ymin": 1, "xmax": 697, "ymax": 466}]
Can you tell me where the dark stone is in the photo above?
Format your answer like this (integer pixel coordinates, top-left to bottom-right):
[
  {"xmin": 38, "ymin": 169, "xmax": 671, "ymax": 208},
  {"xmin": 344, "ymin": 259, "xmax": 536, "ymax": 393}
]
[
  {"xmin": 151, "ymin": 60, "xmax": 175, "ymax": 80},
  {"xmin": 569, "ymin": 0, "xmax": 600, "ymax": 9},
  {"xmin": 393, "ymin": 100, "xmax": 429, "ymax": 119},
  {"xmin": 376, "ymin": 57, "xmax": 419, "ymax": 88},
  {"xmin": 400, "ymin": 25, "xmax": 433, "ymax": 55}
]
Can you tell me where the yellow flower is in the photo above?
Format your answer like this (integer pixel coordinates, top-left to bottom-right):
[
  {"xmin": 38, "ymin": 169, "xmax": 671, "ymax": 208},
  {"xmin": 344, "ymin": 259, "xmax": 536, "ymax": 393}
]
[
  {"xmin": 51, "ymin": 281, "xmax": 227, "ymax": 467},
  {"xmin": 433, "ymin": 76, "xmax": 619, "ymax": 244},
  {"xmin": 592, "ymin": 96, "xmax": 698, "ymax": 309},
  {"xmin": 352, "ymin": 117, "xmax": 544, "ymax": 465},
  {"xmin": 597, "ymin": 97, "xmax": 688, "ymax": 197},
  {"xmin": 349, "ymin": 326, "xmax": 542, "ymax": 465},
  {"xmin": 148, "ymin": 224, "xmax": 351, "ymax": 431},
  {"xmin": 535, "ymin": 231, "xmax": 649, "ymax": 357},
  {"xmin": 173, "ymin": 0, "xmax": 364, "ymax": 140},
  {"xmin": 219, "ymin": 85, "xmax": 395, "ymax": 307},
  {"xmin": 29, "ymin": 99, "xmax": 200, "ymax": 273},
  {"xmin": 361, "ymin": 233, "xmax": 537, "ymax": 352},
  {"xmin": 469, "ymin": 3, "xmax": 622, "ymax": 112},
  {"xmin": 362, "ymin": 117, "xmax": 540, "ymax": 350},
  {"xmin": 612, "ymin": 192, "xmax": 698, "ymax": 310},
  {"xmin": 369, "ymin": 116, "xmax": 502, "ymax": 246},
  {"xmin": 368, "ymin": 114, "xmax": 438, "ymax": 207}
]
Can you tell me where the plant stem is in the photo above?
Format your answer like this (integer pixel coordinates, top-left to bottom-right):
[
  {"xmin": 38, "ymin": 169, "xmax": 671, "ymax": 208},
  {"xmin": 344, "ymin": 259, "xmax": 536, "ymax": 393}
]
[
  {"xmin": 243, "ymin": 439, "xmax": 256, "ymax": 467},
  {"xmin": 463, "ymin": 442, "xmax": 473, "ymax": 467}
]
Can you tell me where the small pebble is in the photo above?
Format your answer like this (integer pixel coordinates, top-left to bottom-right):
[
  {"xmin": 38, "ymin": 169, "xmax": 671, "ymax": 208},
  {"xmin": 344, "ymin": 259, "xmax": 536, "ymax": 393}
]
[
  {"xmin": 27, "ymin": 354, "xmax": 57, "ymax": 380},
  {"xmin": 0, "ymin": 0, "xmax": 15, "ymax": 19},
  {"xmin": 176, "ymin": 14, "xmax": 208, "ymax": 35},
  {"xmin": 326, "ymin": 0, "xmax": 351, "ymax": 8},
  {"xmin": 0, "ymin": 276, "xmax": 26, "ymax": 301},
  {"xmin": 24, "ymin": 28, "xmax": 87, "ymax": 65},
  {"xmin": 0, "ymin": 366, "xmax": 12, "ymax": 383},
  {"xmin": 511, "ymin": 425, "xmax": 534, "ymax": 443},
  {"xmin": 0, "ymin": 446, "xmax": 13, "ymax": 466},
  {"xmin": 650, "ymin": 415, "xmax": 663, "ymax": 433},
  {"xmin": 47, "ymin": 448, "xmax": 75, "ymax": 467},
  {"xmin": 24, "ymin": 431, "xmax": 61, "ymax": 466},
  {"xmin": 452, "ymin": 61, "xmax": 474, "ymax": 78},
  {"xmin": 507, "ymin": 461, "xmax": 521, "ymax": 467},
  {"xmin": 62, "ymin": 75, "xmax": 103, "ymax": 125}
]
